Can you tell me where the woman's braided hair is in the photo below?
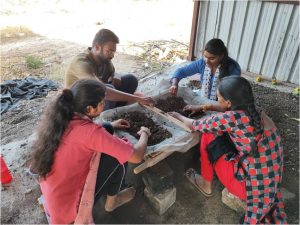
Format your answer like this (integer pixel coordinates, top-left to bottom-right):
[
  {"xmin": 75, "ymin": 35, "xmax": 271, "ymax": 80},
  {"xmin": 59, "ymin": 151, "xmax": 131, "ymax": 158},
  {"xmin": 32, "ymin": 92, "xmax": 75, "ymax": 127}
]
[
  {"xmin": 31, "ymin": 79, "xmax": 106, "ymax": 178},
  {"xmin": 247, "ymin": 103, "xmax": 263, "ymax": 136},
  {"xmin": 218, "ymin": 76, "xmax": 263, "ymax": 155}
]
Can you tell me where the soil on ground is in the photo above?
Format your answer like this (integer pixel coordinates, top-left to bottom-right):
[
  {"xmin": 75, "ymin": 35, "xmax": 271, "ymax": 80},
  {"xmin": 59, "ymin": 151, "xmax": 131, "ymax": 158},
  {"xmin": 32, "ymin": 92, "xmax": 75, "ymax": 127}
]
[
  {"xmin": 0, "ymin": 36, "xmax": 299, "ymax": 224},
  {"xmin": 250, "ymin": 83, "xmax": 300, "ymax": 225},
  {"xmin": 251, "ymin": 82, "xmax": 299, "ymax": 177},
  {"xmin": 112, "ymin": 111, "xmax": 172, "ymax": 146}
]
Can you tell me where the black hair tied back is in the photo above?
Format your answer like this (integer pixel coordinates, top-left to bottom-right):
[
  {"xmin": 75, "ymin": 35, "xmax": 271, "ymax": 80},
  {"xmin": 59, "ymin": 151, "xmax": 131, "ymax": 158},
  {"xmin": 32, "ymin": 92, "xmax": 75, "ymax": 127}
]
[
  {"xmin": 62, "ymin": 89, "xmax": 73, "ymax": 102},
  {"xmin": 31, "ymin": 80, "xmax": 106, "ymax": 178}
]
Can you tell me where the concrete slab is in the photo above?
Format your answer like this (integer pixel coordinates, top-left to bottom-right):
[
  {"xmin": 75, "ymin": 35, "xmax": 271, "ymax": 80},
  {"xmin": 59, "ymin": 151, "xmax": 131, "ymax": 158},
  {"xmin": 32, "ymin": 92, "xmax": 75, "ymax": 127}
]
[
  {"xmin": 142, "ymin": 161, "xmax": 174, "ymax": 194},
  {"xmin": 221, "ymin": 188, "xmax": 246, "ymax": 213},
  {"xmin": 144, "ymin": 186, "xmax": 176, "ymax": 215},
  {"xmin": 222, "ymin": 187, "xmax": 296, "ymax": 214}
]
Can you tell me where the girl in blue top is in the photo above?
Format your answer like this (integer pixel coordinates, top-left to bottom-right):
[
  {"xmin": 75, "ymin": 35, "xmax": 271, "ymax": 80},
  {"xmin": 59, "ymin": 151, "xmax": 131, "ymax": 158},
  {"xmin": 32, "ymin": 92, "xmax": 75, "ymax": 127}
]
[{"xmin": 169, "ymin": 38, "xmax": 241, "ymax": 101}]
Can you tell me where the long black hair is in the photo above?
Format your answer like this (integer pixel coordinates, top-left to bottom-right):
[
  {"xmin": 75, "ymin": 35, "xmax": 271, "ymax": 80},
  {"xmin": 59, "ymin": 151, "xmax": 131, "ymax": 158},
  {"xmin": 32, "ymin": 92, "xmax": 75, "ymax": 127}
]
[
  {"xmin": 205, "ymin": 38, "xmax": 234, "ymax": 79},
  {"xmin": 31, "ymin": 79, "xmax": 106, "ymax": 178},
  {"xmin": 218, "ymin": 76, "xmax": 263, "ymax": 154}
]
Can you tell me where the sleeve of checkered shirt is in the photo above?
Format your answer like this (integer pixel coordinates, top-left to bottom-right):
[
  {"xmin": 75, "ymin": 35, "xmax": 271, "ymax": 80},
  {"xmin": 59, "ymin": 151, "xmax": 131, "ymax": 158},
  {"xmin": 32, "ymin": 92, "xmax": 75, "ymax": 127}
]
[{"xmin": 192, "ymin": 112, "xmax": 235, "ymax": 134}]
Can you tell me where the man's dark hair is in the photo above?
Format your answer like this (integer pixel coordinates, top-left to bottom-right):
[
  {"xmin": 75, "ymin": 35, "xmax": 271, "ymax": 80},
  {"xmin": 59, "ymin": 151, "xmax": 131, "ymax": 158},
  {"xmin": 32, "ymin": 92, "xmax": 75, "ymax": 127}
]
[{"xmin": 92, "ymin": 29, "xmax": 119, "ymax": 47}]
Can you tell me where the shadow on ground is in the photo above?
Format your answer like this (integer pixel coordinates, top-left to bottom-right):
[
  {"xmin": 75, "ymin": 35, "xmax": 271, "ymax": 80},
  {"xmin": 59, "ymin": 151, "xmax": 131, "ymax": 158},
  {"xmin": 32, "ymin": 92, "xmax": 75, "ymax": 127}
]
[
  {"xmin": 93, "ymin": 145, "xmax": 299, "ymax": 224},
  {"xmin": 93, "ymin": 147, "xmax": 241, "ymax": 224}
]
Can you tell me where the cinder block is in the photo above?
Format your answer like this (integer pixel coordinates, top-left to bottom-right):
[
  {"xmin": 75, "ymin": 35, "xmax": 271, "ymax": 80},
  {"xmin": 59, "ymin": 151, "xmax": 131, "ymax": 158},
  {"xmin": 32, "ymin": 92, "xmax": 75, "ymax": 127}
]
[
  {"xmin": 144, "ymin": 186, "xmax": 176, "ymax": 215},
  {"xmin": 142, "ymin": 162, "xmax": 174, "ymax": 194},
  {"xmin": 222, "ymin": 187, "xmax": 296, "ymax": 213},
  {"xmin": 222, "ymin": 188, "xmax": 246, "ymax": 213}
]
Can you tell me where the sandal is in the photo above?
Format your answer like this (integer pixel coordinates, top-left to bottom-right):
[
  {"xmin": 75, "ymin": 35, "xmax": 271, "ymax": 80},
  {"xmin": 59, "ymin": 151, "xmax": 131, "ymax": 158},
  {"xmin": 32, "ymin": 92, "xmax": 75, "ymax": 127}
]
[{"xmin": 184, "ymin": 168, "xmax": 213, "ymax": 197}]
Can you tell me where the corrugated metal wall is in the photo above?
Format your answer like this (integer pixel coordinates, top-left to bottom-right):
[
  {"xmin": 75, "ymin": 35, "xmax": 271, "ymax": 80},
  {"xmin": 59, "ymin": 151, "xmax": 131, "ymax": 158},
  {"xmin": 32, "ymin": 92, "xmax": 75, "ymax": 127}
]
[{"xmin": 194, "ymin": 0, "xmax": 299, "ymax": 84}]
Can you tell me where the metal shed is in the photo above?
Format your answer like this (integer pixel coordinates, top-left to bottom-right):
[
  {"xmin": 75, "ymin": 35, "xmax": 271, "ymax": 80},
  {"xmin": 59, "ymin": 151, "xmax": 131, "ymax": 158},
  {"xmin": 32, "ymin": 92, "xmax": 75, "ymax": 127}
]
[{"xmin": 188, "ymin": 0, "xmax": 299, "ymax": 85}]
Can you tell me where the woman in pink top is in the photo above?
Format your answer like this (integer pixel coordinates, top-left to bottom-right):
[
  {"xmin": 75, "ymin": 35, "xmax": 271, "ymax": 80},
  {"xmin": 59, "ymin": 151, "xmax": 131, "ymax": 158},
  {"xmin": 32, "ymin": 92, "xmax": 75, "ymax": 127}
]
[{"xmin": 31, "ymin": 79, "xmax": 151, "ymax": 224}]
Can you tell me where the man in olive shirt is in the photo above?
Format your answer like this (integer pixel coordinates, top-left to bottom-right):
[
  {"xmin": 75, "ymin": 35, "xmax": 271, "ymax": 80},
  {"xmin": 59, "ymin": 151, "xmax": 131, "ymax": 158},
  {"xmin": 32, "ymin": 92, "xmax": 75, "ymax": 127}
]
[{"xmin": 65, "ymin": 28, "xmax": 153, "ymax": 109}]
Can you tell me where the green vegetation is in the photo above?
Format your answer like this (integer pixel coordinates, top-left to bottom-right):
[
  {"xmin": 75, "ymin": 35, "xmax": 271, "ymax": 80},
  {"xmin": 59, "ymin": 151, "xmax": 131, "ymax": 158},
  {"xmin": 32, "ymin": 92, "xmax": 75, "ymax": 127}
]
[{"xmin": 25, "ymin": 55, "xmax": 43, "ymax": 69}]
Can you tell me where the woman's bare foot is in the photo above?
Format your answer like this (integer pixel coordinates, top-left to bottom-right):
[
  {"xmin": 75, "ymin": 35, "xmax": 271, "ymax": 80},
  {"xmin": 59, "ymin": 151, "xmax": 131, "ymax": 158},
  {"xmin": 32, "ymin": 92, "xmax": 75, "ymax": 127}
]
[
  {"xmin": 104, "ymin": 187, "xmax": 136, "ymax": 212},
  {"xmin": 185, "ymin": 168, "xmax": 212, "ymax": 197},
  {"xmin": 194, "ymin": 173, "xmax": 212, "ymax": 195}
]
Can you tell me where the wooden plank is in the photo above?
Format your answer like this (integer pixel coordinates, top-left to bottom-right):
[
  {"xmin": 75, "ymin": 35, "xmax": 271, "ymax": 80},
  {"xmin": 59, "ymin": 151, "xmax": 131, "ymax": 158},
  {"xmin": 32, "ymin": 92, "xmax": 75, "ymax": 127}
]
[
  {"xmin": 133, "ymin": 151, "xmax": 173, "ymax": 174},
  {"xmin": 144, "ymin": 151, "xmax": 163, "ymax": 160},
  {"xmin": 141, "ymin": 104, "xmax": 192, "ymax": 133}
]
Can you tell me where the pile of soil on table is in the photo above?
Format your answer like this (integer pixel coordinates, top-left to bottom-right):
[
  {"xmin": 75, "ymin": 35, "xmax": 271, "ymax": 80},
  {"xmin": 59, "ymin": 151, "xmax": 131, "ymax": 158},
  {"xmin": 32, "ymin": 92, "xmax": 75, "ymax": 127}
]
[
  {"xmin": 155, "ymin": 96, "xmax": 204, "ymax": 118},
  {"xmin": 112, "ymin": 111, "xmax": 172, "ymax": 146}
]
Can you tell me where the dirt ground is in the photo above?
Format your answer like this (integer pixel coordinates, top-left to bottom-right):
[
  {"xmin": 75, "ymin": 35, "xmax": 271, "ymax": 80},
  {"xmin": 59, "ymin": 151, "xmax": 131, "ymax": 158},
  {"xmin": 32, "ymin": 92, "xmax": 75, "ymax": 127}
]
[
  {"xmin": 0, "ymin": 31, "xmax": 192, "ymax": 223},
  {"xmin": 1, "ymin": 1, "xmax": 299, "ymax": 223},
  {"xmin": 1, "ymin": 33, "xmax": 299, "ymax": 224}
]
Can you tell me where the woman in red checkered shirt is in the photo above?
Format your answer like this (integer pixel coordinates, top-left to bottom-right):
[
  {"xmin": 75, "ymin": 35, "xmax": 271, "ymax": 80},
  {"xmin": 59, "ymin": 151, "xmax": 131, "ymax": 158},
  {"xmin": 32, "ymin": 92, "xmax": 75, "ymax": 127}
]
[{"xmin": 169, "ymin": 76, "xmax": 287, "ymax": 224}]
